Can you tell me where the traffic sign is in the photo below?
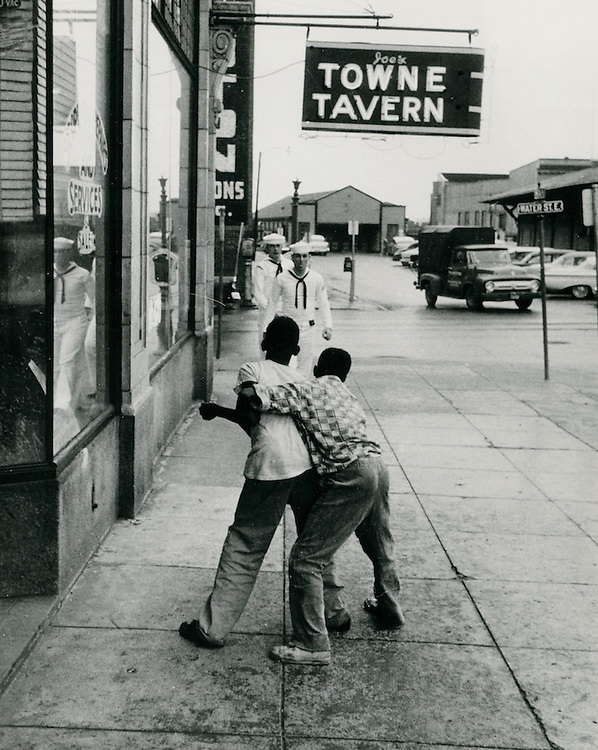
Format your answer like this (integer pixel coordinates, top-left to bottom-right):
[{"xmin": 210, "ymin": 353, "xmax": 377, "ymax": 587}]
[{"xmin": 517, "ymin": 199, "xmax": 564, "ymax": 215}]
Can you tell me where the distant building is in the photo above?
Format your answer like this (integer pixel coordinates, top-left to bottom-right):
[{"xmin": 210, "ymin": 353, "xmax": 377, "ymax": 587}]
[
  {"xmin": 430, "ymin": 173, "xmax": 514, "ymax": 239},
  {"xmin": 257, "ymin": 185, "xmax": 405, "ymax": 253},
  {"xmin": 429, "ymin": 159, "xmax": 598, "ymax": 243},
  {"xmin": 485, "ymin": 164, "xmax": 598, "ymax": 250}
]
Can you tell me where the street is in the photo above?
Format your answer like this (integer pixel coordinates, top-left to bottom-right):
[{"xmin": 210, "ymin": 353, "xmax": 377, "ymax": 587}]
[
  {"xmin": 307, "ymin": 252, "xmax": 598, "ymax": 384},
  {"xmin": 1, "ymin": 271, "xmax": 597, "ymax": 750}
]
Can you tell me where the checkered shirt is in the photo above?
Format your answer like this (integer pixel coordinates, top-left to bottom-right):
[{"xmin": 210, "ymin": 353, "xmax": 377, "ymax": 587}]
[{"xmin": 254, "ymin": 375, "xmax": 381, "ymax": 475}]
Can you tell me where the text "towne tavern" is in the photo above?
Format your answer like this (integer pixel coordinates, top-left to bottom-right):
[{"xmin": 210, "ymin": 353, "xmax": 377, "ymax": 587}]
[{"xmin": 302, "ymin": 42, "xmax": 485, "ymax": 137}]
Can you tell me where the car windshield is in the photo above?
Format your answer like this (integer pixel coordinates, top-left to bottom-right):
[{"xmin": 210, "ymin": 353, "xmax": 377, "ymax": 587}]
[
  {"xmin": 467, "ymin": 249, "xmax": 512, "ymax": 265},
  {"xmin": 510, "ymin": 250, "xmax": 532, "ymax": 262},
  {"xmin": 555, "ymin": 253, "xmax": 592, "ymax": 266}
]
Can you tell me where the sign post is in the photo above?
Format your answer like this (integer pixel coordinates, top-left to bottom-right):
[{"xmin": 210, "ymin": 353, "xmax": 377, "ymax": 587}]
[
  {"xmin": 537, "ymin": 213, "xmax": 550, "ymax": 381},
  {"xmin": 516, "ymin": 193, "xmax": 565, "ymax": 380},
  {"xmin": 591, "ymin": 187, "xmax": 598, "ymax": 337},
  {"xmin": 348, "ymin": 220, "xmax": 359, "ymax": 302}
]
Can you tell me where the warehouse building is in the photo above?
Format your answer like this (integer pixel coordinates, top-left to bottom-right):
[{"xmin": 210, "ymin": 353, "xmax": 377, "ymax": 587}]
[{"xmin": 257, "ymin": 184, "xmax": 406, "ymax": 253}]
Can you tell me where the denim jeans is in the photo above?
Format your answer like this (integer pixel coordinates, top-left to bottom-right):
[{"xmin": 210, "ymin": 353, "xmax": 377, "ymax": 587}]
[
  {"xmin": 198, "ymin": 469, "xmax": 346, "ymax": 641},
  {"xmin": 288, "ymin": 456, "xmax": 400, "ymax": 652}
]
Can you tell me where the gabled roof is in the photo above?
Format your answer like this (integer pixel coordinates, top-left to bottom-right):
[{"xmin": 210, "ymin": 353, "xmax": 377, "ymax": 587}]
[
  {"xmin": 485, "ymin": 166, "xmax": 598, "ymax": 204},
  {"xmin": 258, "ymin": 185, "xmax": 402, "ymax": 218}
]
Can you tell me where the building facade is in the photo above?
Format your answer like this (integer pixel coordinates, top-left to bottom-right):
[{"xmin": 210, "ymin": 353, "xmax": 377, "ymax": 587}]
[
  {"xmin": 257, "ymin": 185, "xmax": 406, "ymax": 254},
  {"xmin": 486, "ymin": 165, "xmax": 598, "ymax": 251},
  {"xmin": 0, "ymin": 0, "xmax": 252, "ymax": 597},
  {"xmin": 429, "ymin": 160, "xmax": 598, "ymax": 244},
  {"xmin": 430, "ymin": 173, "xmax": 515, "ymax": 239}
]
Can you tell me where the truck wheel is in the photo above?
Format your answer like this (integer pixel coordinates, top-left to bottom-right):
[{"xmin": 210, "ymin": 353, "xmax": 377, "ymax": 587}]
[
  {"xmin": 515, "ymin": 298, "xmax": 533, "ymax": 310},
  {"xmin": 425, "ymin": 288, "xmax": 437, "ymax": 308},
  {"xmin": 571, "ymin": 285, "xmax": 591, "ymax": 299},
  {"xmin": 465, "ymin": 288, "xmax": 483, "ymax": 311}
]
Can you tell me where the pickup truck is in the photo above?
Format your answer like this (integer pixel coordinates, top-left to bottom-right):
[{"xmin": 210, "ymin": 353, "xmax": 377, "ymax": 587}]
[{"xmin": 414, "ymin": 226, "xmax": 541, "ymax": 311}]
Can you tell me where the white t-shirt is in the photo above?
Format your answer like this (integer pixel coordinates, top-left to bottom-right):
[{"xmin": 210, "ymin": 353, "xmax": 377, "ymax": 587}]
[{"xmin": 235, "ymin": 360, "xmax": 312, "ymax": 480}]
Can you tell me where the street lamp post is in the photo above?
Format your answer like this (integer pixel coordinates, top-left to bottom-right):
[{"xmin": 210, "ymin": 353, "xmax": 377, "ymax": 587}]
[
  {"xmin": 291, "ymin": 179, "xmax": 301, "ymax": 244},
  {"xmin": 253, "ymin": 151, "xmax": 262, "ymax": 244},
  {"xmin": 159, "ymin": 177, "xmax": 168, "ymax": 247}
]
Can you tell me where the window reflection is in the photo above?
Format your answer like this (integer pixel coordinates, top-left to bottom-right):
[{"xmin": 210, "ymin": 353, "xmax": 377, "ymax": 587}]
[
  {"xmin": 53, "ymin": 236, "xmax": 95, "ymax": 430},
  {"xmin": 0, "ymin": 5, "xmax": 48, "ymax": 464},
  {"xmin": 147, "ymin": 25, "xmax": 191, "ymax": 361},
  {"xmin": 52, "ymin": 0, "xmax": 108, "ymax": 451}
]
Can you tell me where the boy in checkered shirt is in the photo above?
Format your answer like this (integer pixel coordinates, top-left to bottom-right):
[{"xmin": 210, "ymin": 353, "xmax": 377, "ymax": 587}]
[
  {"xmin": 242, "ymin": 347, "xmax": 404, "ymax": 666},
  {"xmin": 178, "ymin": 319, "xmax": 349, "ymax": 651}
]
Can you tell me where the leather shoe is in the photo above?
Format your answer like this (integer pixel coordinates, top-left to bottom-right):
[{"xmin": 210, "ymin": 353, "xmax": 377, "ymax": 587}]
[
  {"xmin": 178, "ymin": 620, "xmax": 224, "ymax": 648},
  {"xmin": 269, "ymin": 644, "xmax": 330, "ymax": 665},
  {"xmin": 363, "ymin": 592, "xmax": 405, "ymax": 628},
  {"xmin": 326, "ymin": 613, "xmax": 351, "ymax": 632}
]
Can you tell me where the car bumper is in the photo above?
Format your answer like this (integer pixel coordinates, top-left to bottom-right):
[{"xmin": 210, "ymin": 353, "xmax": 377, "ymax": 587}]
[{"xmin": 482, "ymin": 290, "xmax": 540, "ymax": 302}]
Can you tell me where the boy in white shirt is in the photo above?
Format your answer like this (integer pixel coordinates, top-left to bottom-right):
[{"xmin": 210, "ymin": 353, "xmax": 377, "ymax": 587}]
[{"xmin": 179, "ymin": 317, "xmax": 348, "ymax": 648}]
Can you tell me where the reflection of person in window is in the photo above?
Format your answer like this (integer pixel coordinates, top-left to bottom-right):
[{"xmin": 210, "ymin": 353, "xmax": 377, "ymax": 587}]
[
  {"xmin": 79, "ymin": 246, "xmax": 96, "ymax": 400},
  {"xmin": 53, "ymin": 237, "xmax": 94, "ymax": 420}
]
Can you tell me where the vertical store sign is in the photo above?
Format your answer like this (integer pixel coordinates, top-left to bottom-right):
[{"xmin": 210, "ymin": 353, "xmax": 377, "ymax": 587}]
[
  {"xmin": 215, "ymin": 28, "xmax": 251, "ymax": 224},
  {"xmin": 302, "ymin": 41, "xmax": 484, "ymax": 137}
]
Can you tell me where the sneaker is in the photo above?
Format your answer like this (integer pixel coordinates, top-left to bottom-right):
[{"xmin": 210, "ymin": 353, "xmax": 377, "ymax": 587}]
[
  {"xmin": 178, "ymin": 620, "xmax": 224, "ymax": 648},
  {"xmin": 326, "ymin": 613, "xmax": 351, "ymax": 632},
  {"xmin": 363, "ymin": 592, "xmax": 405, "ymax": 628},
  {"xmin": 269, "ymin": 644, "xmax": 331, "ymax": 666}
]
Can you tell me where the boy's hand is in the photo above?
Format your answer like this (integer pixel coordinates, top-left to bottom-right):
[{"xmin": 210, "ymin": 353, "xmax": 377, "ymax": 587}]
[
  {"xmin": 199, "ymin": 402, "xmax": 218, "ymax": 420},
  {"xmin": 322, "ymin": 327, "xmax": 332, "ymax": 341}
]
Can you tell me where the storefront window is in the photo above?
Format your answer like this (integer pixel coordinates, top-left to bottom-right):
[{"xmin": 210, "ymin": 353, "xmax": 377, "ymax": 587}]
[
  {"xmin": 147, "ymin": 23, "xmax": 191, "ymax": 362},
  {"xmin": 0, "ymin": 2, "xmax": 48, "ymax": 465},
  {"xmin": 52, "ymin": 0, "xmax": 110, "ymax": 452}
]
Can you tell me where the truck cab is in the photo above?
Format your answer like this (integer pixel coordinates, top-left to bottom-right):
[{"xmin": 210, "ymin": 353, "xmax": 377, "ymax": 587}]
[{"xmin": 415, "ymin": 226, "xmax": 541, "ymax": 311}]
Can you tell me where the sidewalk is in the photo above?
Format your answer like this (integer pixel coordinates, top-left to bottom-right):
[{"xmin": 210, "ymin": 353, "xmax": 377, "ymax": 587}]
[{"xmin": 1, "ymin": 299, "xmax": 597, "ymax": 749}]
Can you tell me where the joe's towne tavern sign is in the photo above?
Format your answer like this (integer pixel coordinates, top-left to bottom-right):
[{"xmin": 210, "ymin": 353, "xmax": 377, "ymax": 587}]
[{"xmin": 302, "ymin": 42, "xmax": 484, "ymax": 137}]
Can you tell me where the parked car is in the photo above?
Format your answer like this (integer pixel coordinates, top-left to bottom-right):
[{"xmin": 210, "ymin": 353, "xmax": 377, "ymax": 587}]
[
  {"xmin": 400, "ymin": 244, "xmax": 419, "ymax": 267},
  {"xmin": 301, "ymin": 234, "xmax": 330, "ymax": 255},
  {"xmin": 508, "ymin": 247, "xmax": 537, "ymax": 264},
  {"xmin": 511, "ymin": 247, "xmax": 568, "ymax": 265},
  {"xmin": 392, "ymin": 241, "xmax": 418, "ymax": 264},
  {"xmin": 544, "ymin": 253, "xmax": 596, "ymax": 298},
  {"xmin": 389, "ymin": 235, "xmax": 416, "ymax": 255}
]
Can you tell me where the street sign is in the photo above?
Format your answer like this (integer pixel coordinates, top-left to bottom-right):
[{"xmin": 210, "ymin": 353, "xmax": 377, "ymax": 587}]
[
  {"xmin": 348, "ymin": 220, "xmax": 359, "ymax": 235},
  {"xmin": 516, "ymin": 199, "xmax": 564, "ymax": 215}
]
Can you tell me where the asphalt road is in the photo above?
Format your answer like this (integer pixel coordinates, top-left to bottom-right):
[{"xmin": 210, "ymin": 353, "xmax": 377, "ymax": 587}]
[{"xmin": 306, "ymin": 252, "xmax": 598, "ymax": 384}]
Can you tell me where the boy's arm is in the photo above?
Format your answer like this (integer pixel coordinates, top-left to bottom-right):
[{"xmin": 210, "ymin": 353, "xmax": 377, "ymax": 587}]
[
  {"xmin": 199, "ymin": 397, "xmax": 258, "ymax": 437},
  {"xmin": 199, "ymin": 402, "xmax": 239, "ymax": 423},
  {"xmin": 249, "ymin": 381, "xmax": 308, "ymax": 417},
  {"xmin": 201, "ymin": 366, "xmax": 261, "ymax": 436}
]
